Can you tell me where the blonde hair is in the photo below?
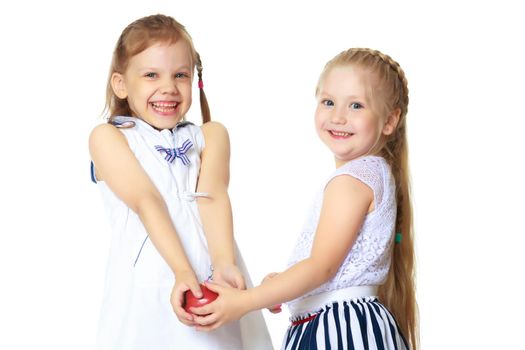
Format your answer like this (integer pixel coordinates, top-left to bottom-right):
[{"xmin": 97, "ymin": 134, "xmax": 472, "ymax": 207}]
[
  {"xmin": 104, "ymin": 14, "xmax": 210, "ymax": 123},
  {"xmin": 317, "ymin": 48, "xmax": 418, "ymax": 349}
]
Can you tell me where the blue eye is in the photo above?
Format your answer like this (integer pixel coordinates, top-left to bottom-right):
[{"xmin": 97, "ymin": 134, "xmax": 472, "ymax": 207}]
[
  {"xmin": 350, "ymin": 102, "xmax": 363, "ymax": 109},
  {"xmin": 144, "ymin": 72, "xmax": 157, "ymax": 78},
  {"xmin": 322, "ymin": 99, "xmax": 334, "ymax": 107},
  {"xmin": 175, "ymin": 72, "xmax": 190, "ymax": 79}
]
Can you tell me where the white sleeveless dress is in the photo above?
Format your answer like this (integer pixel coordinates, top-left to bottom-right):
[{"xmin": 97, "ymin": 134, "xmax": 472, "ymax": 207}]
[{"xmin": 93, "ymin": 116, "xmax": 273, "ymax": 350}]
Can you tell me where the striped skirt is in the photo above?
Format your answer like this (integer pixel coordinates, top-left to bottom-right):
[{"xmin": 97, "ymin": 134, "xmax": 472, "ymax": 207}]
[{"xmin": 282, "ymin": 297, "xmax": 409, "ymax": 350}]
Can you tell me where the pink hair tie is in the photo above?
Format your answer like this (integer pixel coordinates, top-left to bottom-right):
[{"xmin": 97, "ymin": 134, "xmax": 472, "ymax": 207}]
[{"xmin": 198, "ymin": 80, "xmax": 204, "ymax": 89}]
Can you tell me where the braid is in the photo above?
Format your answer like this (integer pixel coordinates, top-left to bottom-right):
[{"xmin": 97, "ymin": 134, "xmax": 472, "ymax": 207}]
[
  {"xmin": 195, "ymin": 52, "xmax": 211, "ymax": 123},
  {"xmin": 375, "ymin": 51, "xmax": 409, "ymax": 118},
  {"xmin": 352, "ymin": 48, "xmax": 409, "ymax": 118}
]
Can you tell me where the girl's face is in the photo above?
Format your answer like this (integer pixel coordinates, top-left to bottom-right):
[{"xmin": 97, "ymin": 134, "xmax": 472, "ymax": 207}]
[
  {"xmin": 111, "ymin": 41, "xmax": 193, "ymax": 130},
  {"xmin": 315, "ymin": 65, "xmax": 390, "ymax": 167}
]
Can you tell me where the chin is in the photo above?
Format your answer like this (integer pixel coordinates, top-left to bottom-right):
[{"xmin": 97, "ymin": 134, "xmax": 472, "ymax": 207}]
[{"xmin": 150, "ymin": 117, "xmax": 182, "ymax": 130}]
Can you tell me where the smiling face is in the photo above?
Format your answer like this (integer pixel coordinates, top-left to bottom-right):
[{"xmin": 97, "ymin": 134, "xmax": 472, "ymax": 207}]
[
  {"xmin": 316, "ymin": 65, "xmax": 392, "ymax": 167},
  {"xmin": 111, "ymin": 41, "xmax": 193, "ymax": 130}
]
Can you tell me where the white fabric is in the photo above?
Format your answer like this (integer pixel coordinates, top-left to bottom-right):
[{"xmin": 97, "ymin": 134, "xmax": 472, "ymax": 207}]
[
  {"xmin": 288, "ymin": 285, "xmax": 378, "ymax": 317},
  {"xmin": 95, "ymin": 116, "xmax": 273, "ymax": 350},
  {"xmin": 287, "ymin": 156, "xmax": 396, "ymax": 311}
]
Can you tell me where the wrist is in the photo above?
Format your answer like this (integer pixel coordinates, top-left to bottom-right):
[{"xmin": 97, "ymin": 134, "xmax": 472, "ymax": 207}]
[
  {"xmin": 241, "ymin": 288, "xmax": 256, "ymax": 314},
  {"xmin": 211, "ymin": 258, "xmax": 236, "ymax": 269},
  {"xmin": 173, "ymin": 267, "xmax": 195, "ymax": 280}
]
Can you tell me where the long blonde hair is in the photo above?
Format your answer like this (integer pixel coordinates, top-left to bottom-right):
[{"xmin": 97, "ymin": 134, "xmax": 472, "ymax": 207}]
[
  {"xmin": 104, "ymin": 14, "xmax": 210, "ymax": 123},
  {"xmin": 318, "ymin": 48, "xmax": 418, "ymax": 349}
]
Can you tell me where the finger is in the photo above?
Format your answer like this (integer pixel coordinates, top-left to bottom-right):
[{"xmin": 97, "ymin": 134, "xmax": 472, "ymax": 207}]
[
  {"xmin": 269, "ymin": 307, "xmax": 282, "ymax": 314},
  {"xmin": 189, "ymin": 281, "xmax": 203, "ymax": 298},
  {"xmin": 173, "ymin": 305, "xmax": 196, "ymax": 324},
  {"xmin": 190, "ymin": 303, "xmax": 213, "ymax": 316},
  {"xmin": 268, "ymin": 303, "xmax": 282, "ymax": 313},
  {"xmin": 173, "ymin": 288, "xmax": 186, "ymax": 308},
  {"xmin": 195, "ymin": 322, "xmax": 221, "ymax": 332},
  {"xmin": 177, "ymin": 314, "xmax": 197, "ymax": 326},
  {"xmin": 175, "ymin": 307, "xmax": 196, "ymax": 324},
  {"xmin": 204, "ymin": 281, "xmax": 223, "ymax": 295},
  {"xmin": 172, "ymin": 290, "xmax": 194, "ymax": 320},
  {"xmin": 211, "ymin": 276, "xmax": 230, "ymax": 288},
  {"xmin": 234, "ymin": 274, "xmax": 246, "ymax": 290},
  {"xmin": 193, "ymin": 312, "xmax": 219, "ymax": 326}
]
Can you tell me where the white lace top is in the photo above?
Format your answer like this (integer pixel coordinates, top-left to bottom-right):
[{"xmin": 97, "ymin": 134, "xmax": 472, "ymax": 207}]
[{"xmin": 287, "ymin": 156, "xmax": 396, "ymax": 308}]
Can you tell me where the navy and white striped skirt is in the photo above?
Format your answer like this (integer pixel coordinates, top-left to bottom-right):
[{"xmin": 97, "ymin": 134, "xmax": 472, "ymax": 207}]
[{"xmin": 282, "ymin": 296, "xmax": 409, "ymax": 350}]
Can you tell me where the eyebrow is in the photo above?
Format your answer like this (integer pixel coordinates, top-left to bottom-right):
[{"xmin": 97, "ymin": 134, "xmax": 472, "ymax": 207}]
[
  {"xmin": 318, "ymin": 92, "xmax": 365, "ymax": 100},
  {"xmin": 138, "ymin": 66, "xmax": 192, "ymax": 72}
]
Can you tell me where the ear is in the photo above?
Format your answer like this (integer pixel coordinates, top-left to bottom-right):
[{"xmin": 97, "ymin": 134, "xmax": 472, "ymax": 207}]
[
  {"xmin": 111, "ymin": 72, "xmax": 128, "ymax": 99},
  {"xmin": 382, "ymin": 108, "xmax": 401, "ymax": 136}
]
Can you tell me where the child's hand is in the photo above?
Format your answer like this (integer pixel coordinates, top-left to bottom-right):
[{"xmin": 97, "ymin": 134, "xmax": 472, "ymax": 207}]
[
  {"xmin": 262, "ymin": 272, "xmax": 282, "ymax": 313},
  {"xmin": 191, "ymin": 282, "xmax": 249, "ymax": 331},
  {"xmin": 212, "ymin": 264, "xmax": 246, "ymax": 290},
  {"xmin": 171, "ymin": 270, "xmax": 202, "ymax": 326}
]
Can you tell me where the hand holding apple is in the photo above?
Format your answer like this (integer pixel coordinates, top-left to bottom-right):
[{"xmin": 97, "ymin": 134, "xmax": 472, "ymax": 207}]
[{"xmin": 183, "ymin": 284, "xmax": 218, "ymax": 314}]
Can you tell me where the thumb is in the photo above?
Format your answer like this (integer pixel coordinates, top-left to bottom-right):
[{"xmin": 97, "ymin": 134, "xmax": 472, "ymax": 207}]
[
  {"xmin": 233, "ymin": 273, "xmax": 246, "ymax": 289},
  {"xmin": 204, "ymin": 281, "xmax": 223, "ymax": 295},
  {"xmin": 235, "ymin": 274, "xmax": 246, "ymax": 290},
  {"xmin": 190, "ymin": 282, "xmax": 203, "ymax": 299}
]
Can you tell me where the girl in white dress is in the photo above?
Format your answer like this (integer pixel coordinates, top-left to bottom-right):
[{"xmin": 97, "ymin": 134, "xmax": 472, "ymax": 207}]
[
  {"xmin": 191, "ymin": 48, "xmax": 418, "ymax": 349},
  {"xmin": 89, "ymin": 14, "xmax": 272, "ymax": 350}
]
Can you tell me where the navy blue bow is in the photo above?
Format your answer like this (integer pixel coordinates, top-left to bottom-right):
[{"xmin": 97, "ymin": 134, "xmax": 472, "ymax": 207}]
[{"xmin": 155, "ymin": 139, "xmax": 193, "ymax": 165}]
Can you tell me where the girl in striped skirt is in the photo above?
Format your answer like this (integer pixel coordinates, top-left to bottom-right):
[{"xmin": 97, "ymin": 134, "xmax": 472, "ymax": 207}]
[{"xmin": 191, "ymin": 48, "xmax": 418, "ymax": 349}]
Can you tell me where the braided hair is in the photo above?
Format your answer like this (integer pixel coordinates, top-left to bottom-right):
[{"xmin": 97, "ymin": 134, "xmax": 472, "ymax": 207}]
[{"xmin": 316, "ymin": 48, "xmax": 418, "ymax": 349}]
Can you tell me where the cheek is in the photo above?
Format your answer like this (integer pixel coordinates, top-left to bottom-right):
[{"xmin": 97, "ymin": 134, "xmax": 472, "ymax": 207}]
[
  {"xmin": 314, "ymin": 119, "xmax": 324, "ymax": 137},
  {"xmin": 181, "ymin": 84, "xmax": 193, "ymax": 101},
  {"xmin": 314, "ymin": 110, "xmax": 325, "ymax": 129}
]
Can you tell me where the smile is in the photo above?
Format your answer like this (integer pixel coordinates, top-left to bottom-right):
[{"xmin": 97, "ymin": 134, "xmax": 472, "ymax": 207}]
[
  {"xmin": 329, "ymin": 130, "xmax": 353, "ymax": 138},
  {"xmin": 150, "ymin": 101, "xmax": 179, "ymax": 113}
]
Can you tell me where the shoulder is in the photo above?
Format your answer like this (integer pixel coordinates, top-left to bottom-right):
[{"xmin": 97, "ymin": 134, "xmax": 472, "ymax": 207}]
[
  {"xmin": 325, "ymin": 172, "xmax": 374, "ymax": 204},
  {"xmin": 89, "ymin": 123, "xmax": 122, "ymax": 139},
  {"xmin": 344, "ymin": 156, "xmax": 386, "ymax": 172},
  {"xmin": 335, "ymin": 156, "xmax": 387, "ymax": 184},
  {"xmin": 200, "ymin": 121, "xmax": 230, "ymax": 150},
  {"xmin": 89, "ymin": 123, "xmax": 129, "ymax": 155},
  {"xmin": 89, "ymin": 123, "xmax": 124, "ymax": 144},
  {"xmin": 200, "ymin": 121, "xmax": 229, "ymax": 140}
]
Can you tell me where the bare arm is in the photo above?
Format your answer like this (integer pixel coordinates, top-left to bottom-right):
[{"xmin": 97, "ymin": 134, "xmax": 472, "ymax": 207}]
[
  {"xmin": 89, "ymin": 124, "xmax": 201, "ymax": 324},
  {"xmin": 193, "ymin": 174, "xmax": 374, "ymax": 329},
  {"xmin": 196, "ymin": 122, "xmax": 244, "ymax": 288}
]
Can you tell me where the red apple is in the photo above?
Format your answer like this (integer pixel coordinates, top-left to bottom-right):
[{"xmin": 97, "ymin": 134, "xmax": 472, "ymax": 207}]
[{"xmin": 183, "ymin": 284, "xmax": 218, "ymax": 314}]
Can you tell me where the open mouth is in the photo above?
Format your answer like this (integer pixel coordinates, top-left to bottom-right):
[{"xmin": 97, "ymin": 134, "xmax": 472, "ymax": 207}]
[
  {"xmin": 329, "ymin": 130, "xmax": 353, "ymax": 138},
  {"xmin": 150, "ymin": 101, "xmax": 179, "ymax": 113}
]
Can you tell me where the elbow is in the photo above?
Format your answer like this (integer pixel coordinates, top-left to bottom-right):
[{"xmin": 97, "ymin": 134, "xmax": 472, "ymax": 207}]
[
  {"xmin": 308, "ymin": 258, "xmax": 339, "ymax": 285},
  {"xmin": 132, "ymin": 192, "xmax": 164, "ymax": 216},
  {"xmin": 322, "ymin": 266, "xmax": 339, "ymax": 283}
]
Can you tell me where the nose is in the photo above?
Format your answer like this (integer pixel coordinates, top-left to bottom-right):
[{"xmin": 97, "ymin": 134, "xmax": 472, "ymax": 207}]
[
  {"xmin": 159, "ymin": 78, "xmax": 179, "ymax": 95},
  {"xmin": 330, "ymin": 107, "xmax": 347, "ymax": 125}
]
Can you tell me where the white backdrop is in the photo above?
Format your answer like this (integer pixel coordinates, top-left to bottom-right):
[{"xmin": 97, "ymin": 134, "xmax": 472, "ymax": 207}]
[{"xmin": 0, "ymin": 1, "xmax": 524, "ymax": 349}]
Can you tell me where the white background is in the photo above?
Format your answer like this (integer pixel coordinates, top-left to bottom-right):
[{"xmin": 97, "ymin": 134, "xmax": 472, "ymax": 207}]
[{"xmin": 0, "ymin": 1, "xmax": 524, "ymax": 349}]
